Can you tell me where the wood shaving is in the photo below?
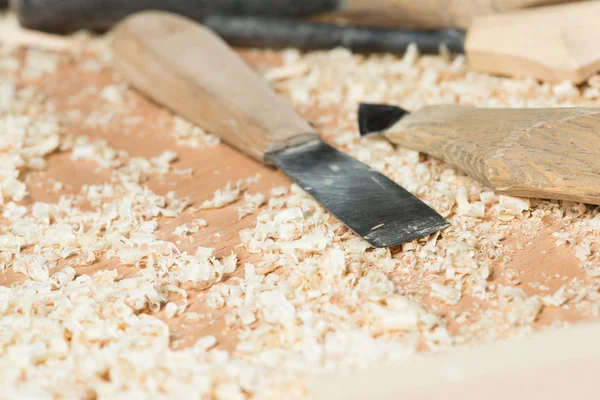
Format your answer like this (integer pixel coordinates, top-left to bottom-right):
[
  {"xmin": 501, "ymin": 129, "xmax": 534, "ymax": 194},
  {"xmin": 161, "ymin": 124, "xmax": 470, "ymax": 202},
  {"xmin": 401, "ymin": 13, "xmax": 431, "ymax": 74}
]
[
  {"xmin": 199, "ymin": 180, "xmax": 242, "ymax": 209},
  {"xmin": 200, "ymin": 175, "xmax": 262, "ymax": 210},
  {"xmin": 430, "ymin": 282, "xmax": 462, "ymax": 305},
  {"xmin": 171, "ymin": 116, "xmax": 220, "ymax": 149},
  {"xmin": 99, "ymin": 84, "xmax": 126, "ymax": 104},
  {"xmin": 23, "ymin": 48, "xmax": 58, "ymax": 78},
  {"xmin": 269, "ymin": 186, "xmax": 289, "ymax": 197},
  {"xmin": 173, "ymin": 168, "xmax": 193, "ymax": 176},
  {"xmin": 173, "ymin": 218, "xmax": 208, "ymax": 238},
  {"xmin": 237, "ymin": 192, "xmax": 266, "ymax": 219},
  {"xmin": 498, "ymin": 195, "xmax": 530, "ymax": 217}
]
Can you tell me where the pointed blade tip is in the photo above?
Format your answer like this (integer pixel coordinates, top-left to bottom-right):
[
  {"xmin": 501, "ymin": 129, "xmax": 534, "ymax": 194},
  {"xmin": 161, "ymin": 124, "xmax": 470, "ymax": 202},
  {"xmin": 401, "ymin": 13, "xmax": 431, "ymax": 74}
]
[{"xmin": 358, "ymin": 103, "xmax": 408, "ymax": 137}]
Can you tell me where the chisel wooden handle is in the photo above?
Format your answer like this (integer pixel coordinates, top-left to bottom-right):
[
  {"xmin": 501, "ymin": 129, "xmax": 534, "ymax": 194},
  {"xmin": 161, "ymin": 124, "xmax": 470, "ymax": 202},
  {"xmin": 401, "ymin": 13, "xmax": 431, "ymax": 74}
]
[
  {"xmin": 112, "ymin": 11, "xmax": 317, "ymax": 162},
  {"xmin": 384, "ymin": 105, "xmax": 600, "ymax": 205},
  {"xmin": 466, "ymin": 1, "xmax": 600, "ymax": 84},
  {"xmin": 13, "ymin": 0, "xmax": 583, "ymax": 32},
  {"xmin": 315, "ymin": 0, "xmax": 586, "ymax": 29}
]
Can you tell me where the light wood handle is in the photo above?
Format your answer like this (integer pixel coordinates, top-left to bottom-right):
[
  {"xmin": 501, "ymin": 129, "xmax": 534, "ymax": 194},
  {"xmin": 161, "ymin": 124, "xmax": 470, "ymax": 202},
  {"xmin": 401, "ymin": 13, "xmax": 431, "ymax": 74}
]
[
  {"xmin": 466, "ymin": 1, "xmax": 600, "ymax": 84},
  {"xmin": 111, "ymin": 11, "xmax": 317, "ymax": 162},
  {"xmin": 385, "ymin": 105, "xmax": 600, "ymax": 205},
  {"xmin": 313, "ymin": 0, "xmax": 585, "ymax": 29}
]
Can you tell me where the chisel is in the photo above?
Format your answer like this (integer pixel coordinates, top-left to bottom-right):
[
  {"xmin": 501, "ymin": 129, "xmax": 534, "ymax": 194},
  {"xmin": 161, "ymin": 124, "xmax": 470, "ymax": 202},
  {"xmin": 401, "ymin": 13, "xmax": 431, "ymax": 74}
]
[
  {"xmin": 110, "ymin": 11, "xmax": 449, "ymax": 248},
  {"xmin": 14, "ymin": 0, "xmax": 600, "ymax": 83},
  {"xmin": 13, "ymin": 0, "xmax": 580, "ymax": 31},
  {"xmin": 206, "ymin": 1, "xmax": 600, "ymax": 84},
  {"xmin": 359, "ymin": 103, "xmax": 600, "ymax": 205}
]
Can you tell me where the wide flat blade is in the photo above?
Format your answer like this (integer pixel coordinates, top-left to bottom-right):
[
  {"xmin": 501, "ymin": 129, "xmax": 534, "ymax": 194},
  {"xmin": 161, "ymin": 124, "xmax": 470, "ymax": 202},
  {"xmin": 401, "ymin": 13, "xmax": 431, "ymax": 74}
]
[{"xmin": 267, "ymin": 140, "xmax": 449, "ymax": 248}]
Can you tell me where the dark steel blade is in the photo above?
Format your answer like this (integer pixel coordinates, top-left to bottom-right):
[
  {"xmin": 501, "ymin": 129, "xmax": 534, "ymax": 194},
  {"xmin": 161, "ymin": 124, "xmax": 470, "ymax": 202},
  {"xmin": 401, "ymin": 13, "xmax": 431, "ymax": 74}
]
[
  {"xmin": 204, "ymin": 16, "xmax": 467, "ymax": 55},
  {"xmin": 358, "ymin": 103, "xmax": 408, "ymax": 136},
  {"xmin": 267, "ymin": 140, "xmax": 449, "ymax": 248}
]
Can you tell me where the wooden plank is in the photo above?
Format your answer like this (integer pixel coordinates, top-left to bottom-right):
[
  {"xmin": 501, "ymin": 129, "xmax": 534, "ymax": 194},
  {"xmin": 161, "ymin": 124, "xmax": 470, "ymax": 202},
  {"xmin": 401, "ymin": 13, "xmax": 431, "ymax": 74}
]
[{"xmin": 313, "ymin": 321, "xmax": 600, "ymax": 400}]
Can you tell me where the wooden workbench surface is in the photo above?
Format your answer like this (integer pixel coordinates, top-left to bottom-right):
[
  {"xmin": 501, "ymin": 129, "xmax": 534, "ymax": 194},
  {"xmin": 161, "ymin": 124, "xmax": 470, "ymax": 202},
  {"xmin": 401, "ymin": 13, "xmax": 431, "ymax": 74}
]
[{"xmin": 1, "ymin": 14, "xmax": 600, "ymax": 398}]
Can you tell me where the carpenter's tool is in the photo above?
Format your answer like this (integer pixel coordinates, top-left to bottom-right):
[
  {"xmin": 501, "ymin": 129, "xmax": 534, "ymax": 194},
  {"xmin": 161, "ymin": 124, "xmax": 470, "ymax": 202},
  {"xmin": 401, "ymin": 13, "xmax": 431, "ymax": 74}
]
[
  {"xmin": 221, "ymin": 1, "xmax": 600, "ymax": 84},
  {"xmin": 13, "ymin": 0, "xmax": 581, "ymax": 32},
  {"xmin": 198, "ymin": 16, "xmax": 466, "ymax": 55},
  {"xmin": 14, "ymin": 0, "xmax": 600, "ymax": 83},
  {"xmin": 110, "ymin": 11, "xmax": 449, "ymax": 248},
  {"xmin": 12, "ymin": 0, "xmax": 337, "ymax": 32},
  {"xmin": 359, "ymin": 103, "xmax": 600, "ymax": 205}
]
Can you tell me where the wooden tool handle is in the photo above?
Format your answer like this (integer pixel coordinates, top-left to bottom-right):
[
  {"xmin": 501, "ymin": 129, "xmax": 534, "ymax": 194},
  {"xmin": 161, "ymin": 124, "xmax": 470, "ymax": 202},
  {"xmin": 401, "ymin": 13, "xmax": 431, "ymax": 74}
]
[
  {"xmin": 385, "ymin": 105, "xmax": 600, "ymax": 205},
  {"xmin": 314, "ymin": 0, "xmax": 585, "ymax": 29},
  {"xmin": 111, "ymin": 11, "xmax": 317, "ymax": 163},
  {"xmin": 466, "ymin": 1, "xmax": 600, "ymax": 84}
]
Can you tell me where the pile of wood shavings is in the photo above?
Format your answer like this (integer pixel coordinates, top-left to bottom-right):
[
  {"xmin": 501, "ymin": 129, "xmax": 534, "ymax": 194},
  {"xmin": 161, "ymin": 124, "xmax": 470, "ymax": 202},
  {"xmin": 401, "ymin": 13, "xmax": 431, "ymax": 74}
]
[{"xmin": 1, "ymin": 22, "xmax": 600, "ymax": 398}]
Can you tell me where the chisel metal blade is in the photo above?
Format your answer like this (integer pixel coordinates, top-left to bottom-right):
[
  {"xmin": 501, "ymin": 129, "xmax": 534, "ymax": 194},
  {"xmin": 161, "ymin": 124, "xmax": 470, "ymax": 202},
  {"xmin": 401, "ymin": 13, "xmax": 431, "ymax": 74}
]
[
  {"xmin": 267, "ymin": 140, "xmax": 449, "ymax": 248},
  {"xmin": 358, "ymin": 103, "xmax": 408, "ymax": 136}
]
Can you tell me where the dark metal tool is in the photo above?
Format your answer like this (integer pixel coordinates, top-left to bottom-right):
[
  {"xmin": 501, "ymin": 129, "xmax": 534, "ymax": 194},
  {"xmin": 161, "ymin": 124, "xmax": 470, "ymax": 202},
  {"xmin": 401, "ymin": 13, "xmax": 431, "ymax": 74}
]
[
  {"xmin": 13, "ymin": 0, "xmax": 338, "ymax": 32},
  {"xmin": 358, "ymin": 103, "xmax": 409, "ymax": 137},
  {"xmin": 12, "ymin": 0, "xmax": 466, "ymax": 54},
  {"xmin": 111, "ymin": 11, "xmax": 449, "ymax": 248},
  {"xmin": 203, "ymin": 16, "xmax": 465, "ymax": 54},
  {"xmin": 267, "ymin": 141, "xmax": 449, "ymax": 247}
]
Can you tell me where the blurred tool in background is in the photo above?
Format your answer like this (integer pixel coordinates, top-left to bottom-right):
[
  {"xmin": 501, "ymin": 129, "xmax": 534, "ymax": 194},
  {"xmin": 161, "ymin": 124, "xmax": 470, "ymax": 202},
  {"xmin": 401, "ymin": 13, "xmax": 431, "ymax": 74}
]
[
  {"xmin": 13, "ymin": 0, "xmax": 337, "ymax": 32},
  {"xmin": 184, "ymin": 16, "xmax": 466, "ymax": 54},
  {"xmin": 4, "ymin": 0, "xmax": 600, "ymax": 83},
  {"xmin": 11, "ymin": 0, "xmax": 587, "ymax": 31}
]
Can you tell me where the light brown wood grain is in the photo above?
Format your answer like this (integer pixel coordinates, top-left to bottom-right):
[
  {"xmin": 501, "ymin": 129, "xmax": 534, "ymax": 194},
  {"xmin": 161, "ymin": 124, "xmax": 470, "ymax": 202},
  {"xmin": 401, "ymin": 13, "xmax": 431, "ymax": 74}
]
[
  {"xmin": 385, "ymin": 105, "xmax": 600, "ymax": 205},
  {"xmin": 466, "ymin": 1, "xmax": 600, "ymax": 84},
  {"xmin": 312, "ymin": 320, "xmax": 600, "ymax": 400},
  {"xmin": 111, "ymin": 11, "xmax": 318, "ymax": 163},
  {"xmin": 313, "ymin": 0, "xmax": 585, "ymax": 29}
]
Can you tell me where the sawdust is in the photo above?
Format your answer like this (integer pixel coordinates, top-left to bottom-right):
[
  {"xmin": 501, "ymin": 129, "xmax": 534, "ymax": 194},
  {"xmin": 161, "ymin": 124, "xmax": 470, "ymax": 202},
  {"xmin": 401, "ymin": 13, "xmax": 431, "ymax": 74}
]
[{"xmin": 1, "ymin": 13, "xmax": 600, "ymax": 398}]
